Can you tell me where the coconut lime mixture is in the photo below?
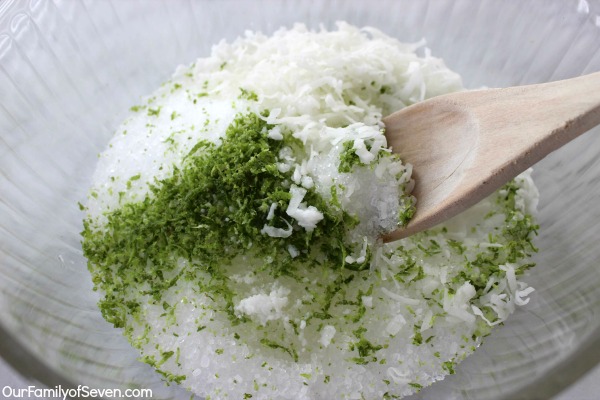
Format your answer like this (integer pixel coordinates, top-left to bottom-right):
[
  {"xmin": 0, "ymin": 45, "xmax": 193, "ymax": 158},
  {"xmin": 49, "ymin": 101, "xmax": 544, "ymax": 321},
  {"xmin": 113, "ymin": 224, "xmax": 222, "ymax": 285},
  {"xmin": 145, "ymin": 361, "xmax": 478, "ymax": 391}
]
[{"xmin": 82, "ymin": 23, "xmax": 539, "ymax": 399}]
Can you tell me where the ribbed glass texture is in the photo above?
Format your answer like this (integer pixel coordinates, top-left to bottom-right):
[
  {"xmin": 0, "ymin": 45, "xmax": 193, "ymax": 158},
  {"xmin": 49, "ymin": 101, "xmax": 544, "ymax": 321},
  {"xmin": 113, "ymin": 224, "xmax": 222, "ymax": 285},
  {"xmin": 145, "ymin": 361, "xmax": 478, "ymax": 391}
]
[{"xmin": 1, "ymin": 1, "xmax": 599, "ymax": 399}]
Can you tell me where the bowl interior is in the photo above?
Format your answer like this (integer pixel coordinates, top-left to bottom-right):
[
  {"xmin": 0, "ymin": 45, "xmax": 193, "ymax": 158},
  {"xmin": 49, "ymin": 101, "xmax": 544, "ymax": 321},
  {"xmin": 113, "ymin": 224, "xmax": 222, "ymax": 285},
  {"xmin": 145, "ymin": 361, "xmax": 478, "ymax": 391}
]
[{"xmin": 1, "ymin": 1, "xmax": 600, "ymax": 399}]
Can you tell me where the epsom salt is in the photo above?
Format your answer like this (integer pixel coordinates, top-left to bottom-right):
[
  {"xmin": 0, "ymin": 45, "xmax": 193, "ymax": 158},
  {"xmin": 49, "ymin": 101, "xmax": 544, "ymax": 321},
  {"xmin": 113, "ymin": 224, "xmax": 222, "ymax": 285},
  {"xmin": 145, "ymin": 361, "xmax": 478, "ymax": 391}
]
[{"xmin": 82, "ymin": 23, "xmax": 539, "ymax": 399}]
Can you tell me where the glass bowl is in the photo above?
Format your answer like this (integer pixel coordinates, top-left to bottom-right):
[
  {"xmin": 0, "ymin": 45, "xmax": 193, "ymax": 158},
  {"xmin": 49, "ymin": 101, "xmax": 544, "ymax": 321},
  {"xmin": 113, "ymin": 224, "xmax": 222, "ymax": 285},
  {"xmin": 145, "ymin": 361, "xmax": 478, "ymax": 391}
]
[{"xmin": 1, "ymin": 1, "xmax": 600, "ymax": 399}]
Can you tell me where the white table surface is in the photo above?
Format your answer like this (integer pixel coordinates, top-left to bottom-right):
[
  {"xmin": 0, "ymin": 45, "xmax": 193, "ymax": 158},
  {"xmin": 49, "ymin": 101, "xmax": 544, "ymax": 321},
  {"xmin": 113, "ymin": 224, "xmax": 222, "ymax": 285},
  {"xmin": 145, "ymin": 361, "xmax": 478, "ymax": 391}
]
[{"xmin": 1, "ymin": 354, "xmax": 599, "ymax": 399}]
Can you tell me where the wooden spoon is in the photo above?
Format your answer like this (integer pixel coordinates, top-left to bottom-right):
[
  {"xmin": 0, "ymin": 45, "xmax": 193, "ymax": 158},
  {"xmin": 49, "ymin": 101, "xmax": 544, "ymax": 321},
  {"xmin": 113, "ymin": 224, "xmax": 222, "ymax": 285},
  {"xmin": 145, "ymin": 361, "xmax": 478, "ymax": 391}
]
[{"xmin": 382, "ymin": 72, "xmax": 600, "ymax": 242}]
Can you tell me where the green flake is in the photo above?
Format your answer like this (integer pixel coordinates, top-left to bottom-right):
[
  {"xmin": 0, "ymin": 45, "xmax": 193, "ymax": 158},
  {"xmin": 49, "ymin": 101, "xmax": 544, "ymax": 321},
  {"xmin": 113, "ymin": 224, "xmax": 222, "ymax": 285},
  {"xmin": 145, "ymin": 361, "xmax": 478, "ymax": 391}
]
[
  {"xmin": 148, "ymin": 107, "xmax": 161, "ymax": 117},
  {"xmin": 349, "ymin": 326, "xmax": 383, "ymax": 365},
  {"xmin": 442, "ymin": 360, "xmax": 456, "ymax": 374},
  {"xmin": 338, "ymin": 140, "xmax": 361, "ymax": 173},
  {"xmin": 260, "ymin": 338, "xmax": 298, "ymax": 362},
  {"xmin": 239, "ymin": 88, "xmax": 259, "ymax": 101}
]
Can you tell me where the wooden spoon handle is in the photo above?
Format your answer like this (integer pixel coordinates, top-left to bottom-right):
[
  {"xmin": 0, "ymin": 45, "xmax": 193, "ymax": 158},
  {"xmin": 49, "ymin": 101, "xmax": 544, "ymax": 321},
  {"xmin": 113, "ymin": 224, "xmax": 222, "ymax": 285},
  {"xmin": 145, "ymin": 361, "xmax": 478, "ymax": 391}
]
[{"xmin": 473, "ymin": 71, "xmax": 600, "ymax": 172}]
